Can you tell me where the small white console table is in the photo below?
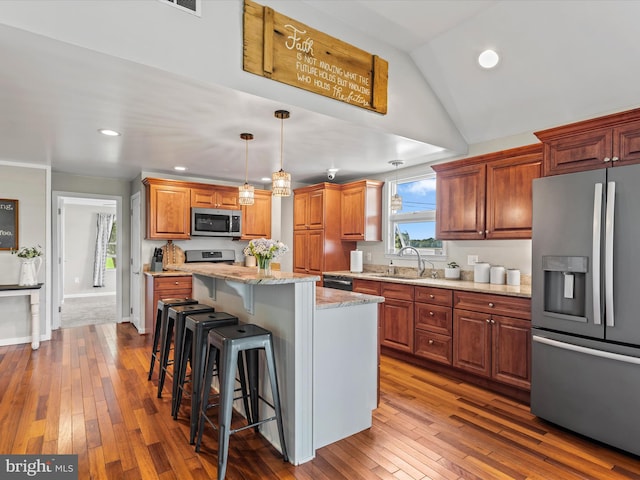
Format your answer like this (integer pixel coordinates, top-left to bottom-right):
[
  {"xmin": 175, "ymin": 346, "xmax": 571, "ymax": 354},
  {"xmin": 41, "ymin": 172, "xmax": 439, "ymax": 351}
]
[{"xmin": 0, "ymin": 284, "xmax": 43, "ymax": 350}]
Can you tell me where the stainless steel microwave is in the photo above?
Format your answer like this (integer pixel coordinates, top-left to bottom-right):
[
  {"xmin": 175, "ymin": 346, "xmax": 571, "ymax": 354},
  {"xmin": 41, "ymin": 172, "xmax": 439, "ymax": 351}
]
[{"xmin": 191, "ymin": 208, "xmax": 242, "ymax": 237}]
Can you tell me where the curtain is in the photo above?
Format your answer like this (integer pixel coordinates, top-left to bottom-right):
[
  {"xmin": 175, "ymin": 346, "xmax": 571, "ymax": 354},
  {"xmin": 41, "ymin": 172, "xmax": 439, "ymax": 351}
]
[{"xmin": 93, "ymin": 213, "xmax": 115, "ymax": 287}]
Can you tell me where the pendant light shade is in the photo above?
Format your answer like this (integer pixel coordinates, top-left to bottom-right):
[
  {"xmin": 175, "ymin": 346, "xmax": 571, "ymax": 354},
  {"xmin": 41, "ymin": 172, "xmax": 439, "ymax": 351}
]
[
  {"xmin": 238, "ymin": 133, "xmax": 255, "ymax": 206},
  {"xmin": 389, "ymin": 160, "xmax": 404, "ymax": 212},
  {"xmin": 272, "ymin": 110, "xmax": 291, "ymax": 197}
]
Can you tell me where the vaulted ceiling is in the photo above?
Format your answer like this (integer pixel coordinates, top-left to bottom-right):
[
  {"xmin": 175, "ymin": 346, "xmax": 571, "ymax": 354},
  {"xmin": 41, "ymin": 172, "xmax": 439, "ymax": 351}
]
[{"xmin": 1, "ymin": 1, "xmax": 639, "ymax": 185}]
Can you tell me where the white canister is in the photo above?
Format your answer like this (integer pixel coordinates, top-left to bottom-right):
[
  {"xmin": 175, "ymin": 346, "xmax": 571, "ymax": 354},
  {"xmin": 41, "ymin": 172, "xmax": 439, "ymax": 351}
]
[
  {"xmin": 490, "ymin": 266, "xmax": 506, "ymax": 285},
  {"xmin": 507, "ymin": 268, "xmax": 521, "ymax": 286},
  {"xmin": 245, "ymin": 255, "xmax": 256, "ymax": 267},
  {"xmin": 350, "ymin": 249, "xmax": 363, "ymax": 273},
  {"xmin": 474, "ymin": 262, "xmax": 490, "ymax": 283}
]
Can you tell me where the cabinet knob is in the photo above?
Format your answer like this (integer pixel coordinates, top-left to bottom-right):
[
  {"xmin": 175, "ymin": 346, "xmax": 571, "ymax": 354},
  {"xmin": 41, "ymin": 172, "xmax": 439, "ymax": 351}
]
[
  {"xmin": 488, "ymin": 302, "xmax": 495, "ymax": 307},
  {"xmin": 429, "ymin": 311, "xmax": 434, "ymax": 316},
  {"xmin": 175, "ymin": 281, "xmax": 179, "ymax": 285},
  {"xmin": 612, "ymin": 156, "xmax": 619, "ymax": 162},
  {"xmin": 485, "ymin": 230, "xmax": 489, "ymax": 234},
  {"xmin": 486, "ymin": 319, "xmax": 491, "ymax": 323},
  {"xmin": 429, "ymin": 294, "xmax": 435, "ymax": 299},
  {"xmin": 491, "ymin": 319, "xmax": 496, "ymax": 324},
  {"xmin": 478, "ymin": 231, "xmax": 483, "ymax": 235},
  {"xmin": 604, "ymin": 157, "xmax": 611, "ymax": 162},
  {"xmin": 428, "ymin": 339, "xmax": 434, "ymax": 345}
]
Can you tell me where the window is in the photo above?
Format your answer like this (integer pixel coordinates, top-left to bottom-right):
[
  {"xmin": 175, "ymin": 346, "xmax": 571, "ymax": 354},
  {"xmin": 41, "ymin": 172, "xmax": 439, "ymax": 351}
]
[
  {"xmin": 388, "ymin": 174, "xmax": 444, "ymax": 256},
  {"xmin": 105, "ymin": 220, "xmax": 116, "ymax": 269}
]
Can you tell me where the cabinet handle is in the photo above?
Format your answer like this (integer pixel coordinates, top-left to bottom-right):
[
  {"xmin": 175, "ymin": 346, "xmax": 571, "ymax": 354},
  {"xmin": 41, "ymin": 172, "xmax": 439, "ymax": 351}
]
[
  {"xmin": 604, "ymin": 157, "xmax": 611, "ymax": 162},
  {"xmin": 429, "ymin": 311, "xmax": 434, "ymax": 316},
  {"xmin": 612, "ymin": 156, "xmax": 619, "ymax": 162},
  {"xmin": 488, "ymin": 302, "xmax": 495, "ymax": 307},
  {"xmin": 428, "ymin": 339, "xmax": 434, "ymax": 345}
]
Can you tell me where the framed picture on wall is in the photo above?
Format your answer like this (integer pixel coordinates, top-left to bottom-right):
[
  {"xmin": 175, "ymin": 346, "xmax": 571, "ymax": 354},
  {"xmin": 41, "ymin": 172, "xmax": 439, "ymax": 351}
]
[{"xmin": 0, "ymin": 199, "xmax": 19, "ymax": 250}]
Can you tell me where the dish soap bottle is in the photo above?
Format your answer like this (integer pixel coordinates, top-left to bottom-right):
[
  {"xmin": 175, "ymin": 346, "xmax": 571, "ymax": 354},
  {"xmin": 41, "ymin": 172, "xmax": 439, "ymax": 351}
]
[{"xmin": 388, "ymin": 260, "xmax": 395, "ymax": 275}]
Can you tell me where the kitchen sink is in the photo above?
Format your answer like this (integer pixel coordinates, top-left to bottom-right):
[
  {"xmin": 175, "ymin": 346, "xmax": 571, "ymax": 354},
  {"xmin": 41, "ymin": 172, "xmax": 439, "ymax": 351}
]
[{"xmin": 370, "ymin": 273, "xmax": 421, "ymax": 280}]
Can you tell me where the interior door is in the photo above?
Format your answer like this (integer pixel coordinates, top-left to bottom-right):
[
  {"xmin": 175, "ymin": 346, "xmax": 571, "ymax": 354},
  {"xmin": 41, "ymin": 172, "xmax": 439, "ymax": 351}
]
[{"xmin": 130, "ymin": 192, "xmax": 142, "ymax": 332}]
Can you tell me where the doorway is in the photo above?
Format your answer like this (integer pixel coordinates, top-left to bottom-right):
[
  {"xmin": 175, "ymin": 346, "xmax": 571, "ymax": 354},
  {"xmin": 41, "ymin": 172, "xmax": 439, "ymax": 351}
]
[{"xmin": 52, "ymin": 192, "xmax": 123, "ymax": 329}]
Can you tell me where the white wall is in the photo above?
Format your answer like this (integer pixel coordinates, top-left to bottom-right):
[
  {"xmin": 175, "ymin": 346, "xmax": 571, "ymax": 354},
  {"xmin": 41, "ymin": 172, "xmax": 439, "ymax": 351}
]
[
  {"xmin": 0, "ymin": 163, "xmax": 49, "ymax": 345},
  {"xmin": 63, "ymin": 202, "xmax": 117, "ymax": 296}
]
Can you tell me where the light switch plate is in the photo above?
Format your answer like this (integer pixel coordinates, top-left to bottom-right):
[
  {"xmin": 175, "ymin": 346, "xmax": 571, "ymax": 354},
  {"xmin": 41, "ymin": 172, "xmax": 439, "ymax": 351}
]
[{"xmin": 467, "ymin": 255, "xmax": 478, "ymax": 266}]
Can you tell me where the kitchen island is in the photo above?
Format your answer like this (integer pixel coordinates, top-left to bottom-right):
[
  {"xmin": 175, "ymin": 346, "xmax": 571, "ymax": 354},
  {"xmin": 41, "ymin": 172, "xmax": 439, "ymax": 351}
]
[{"xmin": 167, "ymin": 263, "xmax": 383, "ymax": 464}]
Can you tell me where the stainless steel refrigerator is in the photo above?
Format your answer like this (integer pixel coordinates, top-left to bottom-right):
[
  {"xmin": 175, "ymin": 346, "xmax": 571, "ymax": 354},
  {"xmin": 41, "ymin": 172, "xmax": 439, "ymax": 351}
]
[{"xmin": 531, "ymin": 164, "xmax": 640, "ymax": 457}]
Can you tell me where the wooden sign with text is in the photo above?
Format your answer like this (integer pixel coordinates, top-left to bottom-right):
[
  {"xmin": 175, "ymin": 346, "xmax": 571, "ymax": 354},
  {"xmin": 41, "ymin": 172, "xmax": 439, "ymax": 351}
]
[{"xmin": 243, "ymin": 0, "xmax": 388, "ymax": 114}]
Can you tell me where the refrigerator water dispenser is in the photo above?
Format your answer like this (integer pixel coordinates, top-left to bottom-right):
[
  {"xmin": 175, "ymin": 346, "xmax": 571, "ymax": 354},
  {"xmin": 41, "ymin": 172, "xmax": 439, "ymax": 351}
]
[{"xmin": 543, "ymin": 256, "xmax": 588, "ymax": 320}]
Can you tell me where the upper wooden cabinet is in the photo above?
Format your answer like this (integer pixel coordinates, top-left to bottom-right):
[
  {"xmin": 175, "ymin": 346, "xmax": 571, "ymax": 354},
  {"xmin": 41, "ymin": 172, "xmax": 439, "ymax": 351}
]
[
  {"xmin": 191, "ymin": 185, "xmax": 239, "ymax": 209},
  {"xmin": 340, "ymin": 180, "xmax": 384, "ymax": 241},
  {"xmin": 241, "ymin": 189, "xmax": 272, "ymax": 240},
  {"xmin": 432, "ymin": 144, "xmax": 542, "ymax": 240},
  {"xmin": 535, "ymin": 107, "xmax": 640, "ymax": 176},
  {"xmin": 143, "ymin": 178, "xmax": 191, "ymax": 240},
  {"xmin": 294, "ymin": 187, "xmax": 326, "ymax": 230}
]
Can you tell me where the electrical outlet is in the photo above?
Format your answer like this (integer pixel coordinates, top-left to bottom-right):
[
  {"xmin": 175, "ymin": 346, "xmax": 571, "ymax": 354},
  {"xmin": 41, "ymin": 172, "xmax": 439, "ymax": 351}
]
[
  {"xmin": 366, "ymin": 252, "xmax": 372, "ymax": 261},
  {"xmin": 74, "ymin": 277, "xmax": 80, "ymax": 284},
  {"xmin": 467, "ymin": 255, "xmax": 478, "ymax": 266}
]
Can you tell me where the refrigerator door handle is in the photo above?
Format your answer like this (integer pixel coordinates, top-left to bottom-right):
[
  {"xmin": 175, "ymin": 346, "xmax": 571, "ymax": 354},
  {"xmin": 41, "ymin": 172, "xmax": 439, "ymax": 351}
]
[
  {"xmin": 592, "ymin": 183, "xmax": 603, "ymax": 326},
  {"xmin": 533, "ymin": 335, "xmax": 640, "ymax": 365},
  {"xmin": 605, "ymin": 181, "xmax": 615, "ymax": 327}
]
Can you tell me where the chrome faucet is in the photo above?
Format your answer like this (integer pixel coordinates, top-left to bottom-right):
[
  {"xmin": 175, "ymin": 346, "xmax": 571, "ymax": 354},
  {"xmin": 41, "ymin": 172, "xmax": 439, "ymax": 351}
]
[{"xmin": 398, "ymin": 246, "xmax": 426, "ymax": 277}]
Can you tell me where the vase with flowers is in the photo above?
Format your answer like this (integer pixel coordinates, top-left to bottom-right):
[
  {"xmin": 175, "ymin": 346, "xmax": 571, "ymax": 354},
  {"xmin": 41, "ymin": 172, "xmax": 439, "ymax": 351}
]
[
  {"xmin": 12, "ymin": 245, "xmax": 43, "ymax": 286},
  {"xmin": 243, "ymin": 238, "xmax": 289, "ymax": 277}
]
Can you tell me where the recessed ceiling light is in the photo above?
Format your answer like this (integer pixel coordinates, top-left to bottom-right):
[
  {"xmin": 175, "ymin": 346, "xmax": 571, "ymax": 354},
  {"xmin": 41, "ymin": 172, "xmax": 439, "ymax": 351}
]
[
  {"xmin": 98, "ymin": 128, "xmax": 121, "ymax": 136},
  {"xmin": 478, "ymin": 49, "xmax": 499, "ymax": 69},
  {"xmin": 174, "ymin": 166, "xmax": 187, "ymax": 171}
]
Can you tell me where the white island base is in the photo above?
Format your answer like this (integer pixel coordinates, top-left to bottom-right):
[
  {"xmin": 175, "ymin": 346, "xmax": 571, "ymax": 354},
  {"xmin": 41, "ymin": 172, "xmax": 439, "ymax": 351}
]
[{"xmin": 173, "ymin": 264, "xmax": 382, "ymax": 465}]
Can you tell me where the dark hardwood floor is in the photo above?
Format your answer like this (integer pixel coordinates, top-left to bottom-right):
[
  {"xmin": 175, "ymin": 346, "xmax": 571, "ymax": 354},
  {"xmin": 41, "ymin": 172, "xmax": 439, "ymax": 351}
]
[{"xmin": 1, "ymin": 322, "xmax": 639, "ymax": 479}]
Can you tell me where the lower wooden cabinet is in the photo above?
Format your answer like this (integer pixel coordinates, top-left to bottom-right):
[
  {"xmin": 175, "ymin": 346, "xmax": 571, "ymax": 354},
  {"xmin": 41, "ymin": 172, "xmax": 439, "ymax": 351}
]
[
  {"xmin": 144, "ymin": 274, "xmax": 192, "ymax": 333},
  {"xmin": 414, "ymin": 286, "xmax": 453, "ymax": 365},
  {"xmin": 453, "ymin": 291, "xmax": 531, "ymax": 390},
  {"xmin": 380, "ymin": 283, "xmax": 414, "ymax": 353}
]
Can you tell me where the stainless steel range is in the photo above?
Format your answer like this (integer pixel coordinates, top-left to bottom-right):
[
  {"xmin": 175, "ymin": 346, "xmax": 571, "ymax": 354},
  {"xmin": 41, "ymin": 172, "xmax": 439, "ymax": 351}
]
[{"xmin": 184, "ymin": 249, "xmax": 235, "ymax": 264}]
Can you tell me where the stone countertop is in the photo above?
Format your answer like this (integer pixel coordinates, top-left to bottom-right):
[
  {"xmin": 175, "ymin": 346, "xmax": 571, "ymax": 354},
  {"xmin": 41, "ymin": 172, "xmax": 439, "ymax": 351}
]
[
  {"xmin": 315, "ymin": 286, "xmax": 385, "ymax": 310},
  {"xmin": 325, "ymin": 271, "xmax": 532, "ymax": 299},
  {"xmin": 143, "ymin": 270, "xmax": 193, "ymax": 277},
  {"xmin": 166, "ymin": 262, "xmax": 320, "ymax": 285}
]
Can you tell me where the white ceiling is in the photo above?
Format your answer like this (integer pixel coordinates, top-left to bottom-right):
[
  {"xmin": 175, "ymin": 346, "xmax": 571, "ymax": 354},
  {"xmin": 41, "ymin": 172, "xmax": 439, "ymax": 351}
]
[{"xmin": 2, "ymin": 1, "xmax": 640, "ymax": 185}]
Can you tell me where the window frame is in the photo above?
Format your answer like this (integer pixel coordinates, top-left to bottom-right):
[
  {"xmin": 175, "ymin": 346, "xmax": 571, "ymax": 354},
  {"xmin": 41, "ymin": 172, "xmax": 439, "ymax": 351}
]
[
  {"xmin": 105, "ymin": 219, "xmax": 117, "ymax": 270},
  {"xmin": 385, "ymin": 172, "xmax": 446, "ymax": 259}
]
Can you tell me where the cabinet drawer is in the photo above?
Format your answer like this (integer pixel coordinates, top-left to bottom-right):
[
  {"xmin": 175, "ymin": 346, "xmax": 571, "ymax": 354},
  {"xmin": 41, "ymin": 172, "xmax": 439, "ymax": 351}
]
[
  {"xmin": 415, "ymin": 286, "xmax": 452, "ymax": 306},
  {"xmin": 381, "ymin": 282, "xmax": 414, "ymax": 301},
  {"xmin": 154, "ymin": 276, "xmax": 193, "ymax": 292},
  {"xmin": 414, "ymin": 331, "xmax": 452, "ymax": 365},
  {"xmin": 353, "ymin": 279, "xmax": 381, "ymax": 295},
  {"xmin": 415, "ymin": 303, "xmax": 452, "ymax": 335},
  {"xmin": 454, "ymin": 290, "xmax": 530, "ymax": 320}
]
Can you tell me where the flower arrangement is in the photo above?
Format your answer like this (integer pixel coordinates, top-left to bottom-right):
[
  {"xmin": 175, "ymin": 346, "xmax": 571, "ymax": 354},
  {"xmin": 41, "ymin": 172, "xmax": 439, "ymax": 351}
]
[
  {"xmin": 12, "ymin": 245, "xmax": 43, "ymax": 258},
  {"xmin": 243, "ymin": 238, "xmax": 288, "ymax": 273}
]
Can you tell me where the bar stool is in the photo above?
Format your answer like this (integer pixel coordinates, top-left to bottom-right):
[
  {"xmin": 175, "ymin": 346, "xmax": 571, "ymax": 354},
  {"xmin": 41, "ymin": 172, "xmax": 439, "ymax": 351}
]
[
  {"xmin": 174, "ymin": 311, "xmax": 244, "ymax": 444},
  {"xmin": 195, "ymin": 324, "xmax": 288, "ymax": 480},
  {"xmin": 157, "ymin": 303, "xmax": 215, "ymax": 399},
  {"xmin": 148, "ymin": 297, "xmax": 197, "ymax": 381}
]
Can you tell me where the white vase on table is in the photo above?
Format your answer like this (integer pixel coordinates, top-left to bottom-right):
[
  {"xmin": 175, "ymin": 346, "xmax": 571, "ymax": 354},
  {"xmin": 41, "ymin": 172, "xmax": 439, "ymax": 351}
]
[{"xmin": 19, "ymin": 257, "xmax": 42, "ymax": 286}]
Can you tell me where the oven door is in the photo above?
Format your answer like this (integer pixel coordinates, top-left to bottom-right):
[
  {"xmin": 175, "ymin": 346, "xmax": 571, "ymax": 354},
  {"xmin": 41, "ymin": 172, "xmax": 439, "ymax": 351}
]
[{"xmin": 323, "ymin": 275, "xmax": 353, "ymax": 291}]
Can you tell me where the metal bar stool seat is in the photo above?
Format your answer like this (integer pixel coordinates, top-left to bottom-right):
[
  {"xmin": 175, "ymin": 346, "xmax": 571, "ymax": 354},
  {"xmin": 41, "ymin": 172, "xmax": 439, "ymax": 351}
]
[
  {"xmin": 148, "ymin": 297, "xmax": 197, "ymax": 381},
  {"xmin": 195, "ymin": 323, "xmax": 288, "ymax": 480},
  {"xmin": 157, "ymin": 303, "xmax": 215, "ymax": 399},
  {"xmin": 175, "ymin": 311, "xmax": 246, "ymax": 444}
]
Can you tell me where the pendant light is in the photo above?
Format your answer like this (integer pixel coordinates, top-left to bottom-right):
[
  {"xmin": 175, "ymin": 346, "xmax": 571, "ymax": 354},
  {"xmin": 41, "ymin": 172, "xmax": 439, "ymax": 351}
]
[
  {"xmin": 389, "ymin": 160, "xmax": 404, "ymax": 212},
  {"xmin": 272, "ymin": 110, "xmax": 292, "ymax": 197},
  {"xmin": 238, "ymin": 133, "xmax": 255, "ymax": 205}
]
